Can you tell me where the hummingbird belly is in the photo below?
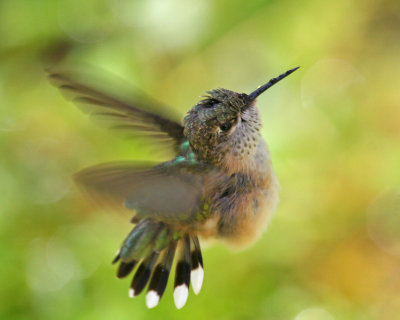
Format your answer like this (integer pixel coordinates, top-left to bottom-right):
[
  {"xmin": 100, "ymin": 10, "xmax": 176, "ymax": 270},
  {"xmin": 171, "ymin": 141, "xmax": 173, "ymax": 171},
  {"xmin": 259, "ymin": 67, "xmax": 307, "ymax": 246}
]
[{"xmin": 197, "ymin": 166, "xmax": 279, "ymax": 248}]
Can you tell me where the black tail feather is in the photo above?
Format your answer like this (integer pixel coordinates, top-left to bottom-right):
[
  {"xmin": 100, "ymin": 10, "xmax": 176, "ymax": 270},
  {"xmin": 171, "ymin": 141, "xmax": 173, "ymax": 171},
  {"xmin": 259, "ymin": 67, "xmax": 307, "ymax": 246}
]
[
  {"xmin": 113, "ymin": 223, "xmax": 204, "ymax": 309},
  {"xmin": 129, "ymin": 251, "xmax": 159, "ymax": 297},
  {"xmin": 190, "ymin": 236, "xmax": 204, "ymax": 295},
  {"xmin": 117, "ymin": 260, "xmax": 137, "ymax": 278},
  {"xmin": 145, "ymin": 241, "xmax": 177, "ymax": 308},
  {"xmin": 111, "ymin": 252, "xmax": 121, "ymax": 264},
  {"xmin": 192, "ymin": 236, "xmax": 203, "ymax": 268},
  {"xmin": 173, "ymin": 236, "xmax": 191, "ymax": 309}
]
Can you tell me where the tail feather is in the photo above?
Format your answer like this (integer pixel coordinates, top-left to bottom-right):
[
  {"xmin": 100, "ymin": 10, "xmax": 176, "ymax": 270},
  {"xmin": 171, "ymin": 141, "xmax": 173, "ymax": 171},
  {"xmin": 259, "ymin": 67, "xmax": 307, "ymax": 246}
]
[
  {"xmin": 173, "ymin": 236, "xmax": 191, "ymax": 309},
  {"xmin": 120, "ymin": 219, "xmax": 163, "ymax": 262},
  {"xmin": 129, "ymin": 251, "xmax": 159, "ymax": 297},
  {"xmin": 145, "ymin": 241, "xmax": 177, "ymax": 308},
  {"xmin": 111, "ymin": 251, "xmax": 121, "ymax": 264},
  {"xmin": 193, "ymin": 236, "xmax": 203, "ymax": 267},
  {"xmin": 117, "ymin": 261, "xmax": 138, "ymax": 278},
  {"xmin": 190, "ymin": 236, "xmax": 204, "ymax": 295},
  {"xmin": 114, "ymin": 220, "xmax": 205, "ymax": 309}
]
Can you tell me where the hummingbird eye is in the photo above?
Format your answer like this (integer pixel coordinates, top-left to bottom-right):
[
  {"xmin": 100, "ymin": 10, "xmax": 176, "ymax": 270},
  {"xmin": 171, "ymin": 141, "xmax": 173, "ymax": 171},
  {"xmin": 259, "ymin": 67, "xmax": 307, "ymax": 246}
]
[
  {"xmin": 219, "ymin": 121, "xmax": 232, "ymax": 132},
  {"xmin": 202, "ymin": 98, "xmax": 219, "ymax": 108}
]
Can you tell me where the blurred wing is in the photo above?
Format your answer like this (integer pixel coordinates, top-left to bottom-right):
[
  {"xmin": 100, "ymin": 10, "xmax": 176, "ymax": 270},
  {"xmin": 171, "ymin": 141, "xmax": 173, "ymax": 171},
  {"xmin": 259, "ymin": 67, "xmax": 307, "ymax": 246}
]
[
  {"xmin": 47, "ymin": 69, "xmax": 185, "ymax": 154},
  {"xmin": 75, "ymin": 162, "xmax": 204, "ymax": 223}
]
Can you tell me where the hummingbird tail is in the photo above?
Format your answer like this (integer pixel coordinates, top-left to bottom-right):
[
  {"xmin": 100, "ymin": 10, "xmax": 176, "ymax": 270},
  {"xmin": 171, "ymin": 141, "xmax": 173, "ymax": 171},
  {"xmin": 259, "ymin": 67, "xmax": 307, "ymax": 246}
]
[
  {"xmin": 171, "ymin": 235, "xmax": 204, "ymax": 309},
  {"xmin": 111, "ymin": 219, "xmax": 204, "ymax": 309},
  {"xmin": 116, "ymin": 260, "xmax": 137, "ymax": 278},
  {"xmin": 146, "ymin": 240, "xmax": 177, "ymax": 308},
  {"xmin": 190, "ymin": 235, "xmax": 204, "ymax": 295},
  {"xmin": 129, "ymin": 251, "xmax": 159, "ymax": 297},
  {"xmin": 173, "ymin": 236, "xmax": 191, "ymax": 309}
]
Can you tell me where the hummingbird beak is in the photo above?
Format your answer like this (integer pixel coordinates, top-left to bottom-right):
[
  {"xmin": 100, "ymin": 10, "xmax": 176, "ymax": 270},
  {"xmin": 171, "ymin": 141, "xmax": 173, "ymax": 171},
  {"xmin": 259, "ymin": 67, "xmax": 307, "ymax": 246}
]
[{"xmin": 247, "ymin": 67, "xmax": 300, "ymax": 102}]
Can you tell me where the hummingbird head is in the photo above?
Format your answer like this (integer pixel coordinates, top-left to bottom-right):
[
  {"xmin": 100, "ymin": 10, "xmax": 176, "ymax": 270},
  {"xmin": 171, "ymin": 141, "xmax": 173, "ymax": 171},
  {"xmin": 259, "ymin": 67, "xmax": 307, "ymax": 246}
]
[{"xmin": 183, "ymin": 67, "xmax": 299, "ymax": 171}]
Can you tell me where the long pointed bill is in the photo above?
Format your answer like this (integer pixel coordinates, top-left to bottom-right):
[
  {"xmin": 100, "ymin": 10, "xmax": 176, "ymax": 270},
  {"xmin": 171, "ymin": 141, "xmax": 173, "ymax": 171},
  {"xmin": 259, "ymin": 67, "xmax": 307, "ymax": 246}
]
[{"xmin": 247, "ymin": 67, "xmax": 300, "ymax": 102}]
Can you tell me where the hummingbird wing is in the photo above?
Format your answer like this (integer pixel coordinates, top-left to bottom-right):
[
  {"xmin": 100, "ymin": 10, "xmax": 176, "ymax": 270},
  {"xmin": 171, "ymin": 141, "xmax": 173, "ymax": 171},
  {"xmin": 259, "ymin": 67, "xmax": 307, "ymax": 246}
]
[
  {"xmin": 74, "ymin": 161, "xmax": 205, "ymax": 223},
  {"xmin": 47, "ymin": 69, "xmax": 185, "ymax": 155}
]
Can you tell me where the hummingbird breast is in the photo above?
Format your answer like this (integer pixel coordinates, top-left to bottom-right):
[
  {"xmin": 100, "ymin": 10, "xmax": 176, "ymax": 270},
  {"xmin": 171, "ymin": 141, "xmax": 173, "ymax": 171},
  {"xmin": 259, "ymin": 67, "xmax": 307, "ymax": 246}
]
[{"xmin": 197, "ymin": 139, "xmax": 280, "ymax": 248}]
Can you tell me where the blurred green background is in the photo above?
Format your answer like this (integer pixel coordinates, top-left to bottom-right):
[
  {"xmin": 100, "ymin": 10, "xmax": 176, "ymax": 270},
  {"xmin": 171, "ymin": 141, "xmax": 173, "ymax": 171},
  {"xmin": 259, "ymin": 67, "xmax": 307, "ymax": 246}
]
[{"xmin": 1, "ymin": 0, "xmax": 400, "ymax": 319}]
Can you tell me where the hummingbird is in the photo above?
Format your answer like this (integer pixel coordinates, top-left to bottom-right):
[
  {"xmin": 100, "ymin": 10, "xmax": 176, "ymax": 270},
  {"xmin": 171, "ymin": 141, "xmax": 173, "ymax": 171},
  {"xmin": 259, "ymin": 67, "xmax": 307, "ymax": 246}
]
[{"xmin": 48, "ymin": 66, "xmax": 299, "ymax": 309}]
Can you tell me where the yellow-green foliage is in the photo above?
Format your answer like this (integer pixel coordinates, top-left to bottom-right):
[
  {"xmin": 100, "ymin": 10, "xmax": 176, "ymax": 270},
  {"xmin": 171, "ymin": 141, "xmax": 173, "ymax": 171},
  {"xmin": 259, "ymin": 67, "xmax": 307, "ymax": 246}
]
[{"xmin": 1, "ymin": 0, "xmax": 399, "ymax": 319}]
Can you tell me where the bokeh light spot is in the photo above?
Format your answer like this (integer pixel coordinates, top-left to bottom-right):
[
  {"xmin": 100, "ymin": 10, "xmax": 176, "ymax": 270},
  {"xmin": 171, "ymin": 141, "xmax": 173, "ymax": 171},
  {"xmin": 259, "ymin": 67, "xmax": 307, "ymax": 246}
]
[
  {"xmin": 27, "ymin": 238, "xmax": 82, "ymax": 293},
  {"xmin": 295, "ymin": 308, "xmax": 335, "ymax": 320},
  {"xmin": 112, "ymin": 0, "xmax": 210, "ymax": 49}
]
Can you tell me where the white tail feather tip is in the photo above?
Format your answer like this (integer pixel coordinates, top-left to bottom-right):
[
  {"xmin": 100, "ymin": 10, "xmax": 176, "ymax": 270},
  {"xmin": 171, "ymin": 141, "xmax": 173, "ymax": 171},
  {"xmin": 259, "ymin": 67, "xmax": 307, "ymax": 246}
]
[
  {"xmin": 129, "ymin": 288, "xmax": 135, "ymax": 298},
  {"xmin": 146, "ymin": 291, "xmax": 160, "ymax": 308},
  {"xmin": 191, "ymin": 266, "xmax": 204, "ymax": 295},
  {"xmin": 173, "ymin": 285, "xmax": 189, "ymax": 309}
]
